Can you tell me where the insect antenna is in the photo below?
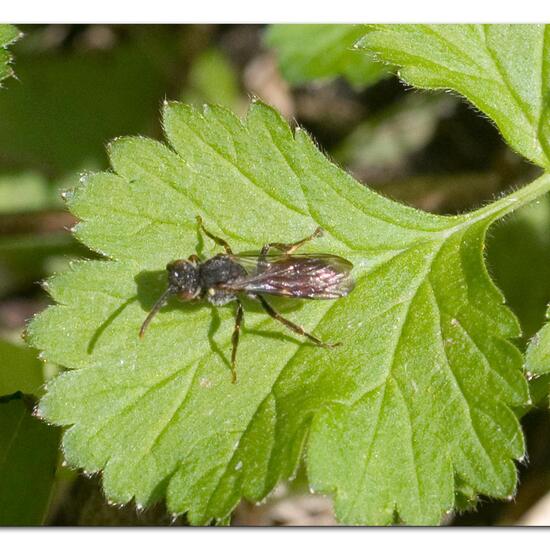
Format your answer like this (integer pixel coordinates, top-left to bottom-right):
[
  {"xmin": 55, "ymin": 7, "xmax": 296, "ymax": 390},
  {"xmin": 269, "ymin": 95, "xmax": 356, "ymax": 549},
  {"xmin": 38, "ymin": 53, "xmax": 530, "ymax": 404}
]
[{"xmin": 139, "ymin": 287, "xmax": 174, "ymax": 338}]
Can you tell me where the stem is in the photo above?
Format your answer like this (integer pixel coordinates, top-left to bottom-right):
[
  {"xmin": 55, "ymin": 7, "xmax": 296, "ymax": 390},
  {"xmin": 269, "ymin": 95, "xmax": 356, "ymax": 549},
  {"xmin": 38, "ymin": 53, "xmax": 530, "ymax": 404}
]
[{"xmin": 465, "ymin": 172, "xmax": 550, "ymax": 225}]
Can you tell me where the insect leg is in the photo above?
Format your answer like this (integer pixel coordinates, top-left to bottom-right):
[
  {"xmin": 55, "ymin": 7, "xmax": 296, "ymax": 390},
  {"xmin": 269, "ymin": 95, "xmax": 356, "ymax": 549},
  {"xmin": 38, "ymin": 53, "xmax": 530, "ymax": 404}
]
[
  {"xmin": 196, "ymin": 216, "xmax": 234, "ymax": 255},
  {"xmin": 230, "ymin": 300, "xmax": 244, "ymax": 383},
  {"xmin": 260, "ymin": 227, "xmax": 323, "ymax": 258},
  {"xmin": 257, "ymin": 295, "xmax": 340, "ymax": 348}
]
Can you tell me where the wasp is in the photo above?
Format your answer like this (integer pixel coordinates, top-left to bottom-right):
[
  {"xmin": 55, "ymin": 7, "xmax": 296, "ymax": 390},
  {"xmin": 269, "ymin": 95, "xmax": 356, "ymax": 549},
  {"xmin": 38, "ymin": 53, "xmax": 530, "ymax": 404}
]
[{"xmin": 140, "ymin": 216, "xmax": 354, "ymax": 383}]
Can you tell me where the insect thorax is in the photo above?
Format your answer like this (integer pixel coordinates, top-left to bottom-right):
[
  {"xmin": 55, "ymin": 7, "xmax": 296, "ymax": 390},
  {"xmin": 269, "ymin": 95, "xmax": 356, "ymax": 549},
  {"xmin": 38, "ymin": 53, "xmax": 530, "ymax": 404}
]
[{"xmin": 200, "ymin": 255, "xmax": 247, "ymax": 306}]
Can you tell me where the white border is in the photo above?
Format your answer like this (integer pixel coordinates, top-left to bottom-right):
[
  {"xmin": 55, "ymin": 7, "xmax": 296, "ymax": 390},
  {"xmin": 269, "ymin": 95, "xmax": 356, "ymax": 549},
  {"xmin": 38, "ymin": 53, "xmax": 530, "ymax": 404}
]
[
  {"xmin": 1, "ymin": 0, "xmax": 550, "ymax": 23},
  {"xmin": 2, "ymin": 1, "xmax": 550, "ymax": 542},
  {"xmin": 1, "ymin": 528, "xmax": 548, "ymax": 550}
]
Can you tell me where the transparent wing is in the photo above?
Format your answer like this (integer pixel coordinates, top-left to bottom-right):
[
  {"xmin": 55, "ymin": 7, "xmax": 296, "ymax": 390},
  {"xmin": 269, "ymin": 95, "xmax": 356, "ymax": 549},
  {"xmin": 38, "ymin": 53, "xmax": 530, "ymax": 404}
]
[{"xmin": 220, "ymin": 254, "xmax": 354, "ymax": 299}]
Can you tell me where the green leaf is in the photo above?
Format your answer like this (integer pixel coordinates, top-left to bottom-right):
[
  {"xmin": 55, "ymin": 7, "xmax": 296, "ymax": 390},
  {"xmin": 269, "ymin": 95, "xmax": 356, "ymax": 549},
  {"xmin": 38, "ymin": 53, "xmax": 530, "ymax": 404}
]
[
  {"xmin": 0, "ymin": 339, "xmax": 44, "ymax": 396},
  {"xmin": 266, "ymin": 24, "xmax": 387, "ymax": 88},
  {"xmin": 488, "ymin": 196, "xmax": 550, "ymax": 343},
  {"xmin": 28, "ymin": 100, "xmax": 544, "ymax": 525},
  {"xmin": 0, "ymin": 393, "xmax": 59, "ymax": 525},
  {"xmin": 359, "ymin": 24, "xmax": 550, "ymax": 169},
  {"xmin": 0, "ymin": 25, "xmax": 21, "ymax": 84},
  {"xmin": 488, "ymin": 197, "xmax": 550, "ymax": 398},
  {"xmin": 526, "ymin": 311, "xmax": 550, "ymax": 377}
]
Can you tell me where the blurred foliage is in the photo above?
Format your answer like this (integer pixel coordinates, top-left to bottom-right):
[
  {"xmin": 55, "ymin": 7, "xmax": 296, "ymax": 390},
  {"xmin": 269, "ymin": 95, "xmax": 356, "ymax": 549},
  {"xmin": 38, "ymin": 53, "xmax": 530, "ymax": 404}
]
[
  {"xmin": 181, "ymin": 48, "xmax": 242, "ymax": 111},
  {"xmin": 0, "ymin": 233, "xmax": 86, "ymax": 299},
  {"xmin": 0, "ymin": 24, "xmax": 549, "ymax": 526},
  {"xmin": 0, "ymin": 172, "xmax": 55, "ymax": 213},
  {"xmin": 0, "ymin": 393, "xmax": 59, "ymax": 525},
  {"xmin": 334, "ymin": 94, "xmax": 456, "ymax": 181},
  {"xmin": 0, "ymin": 26, "xmax": 179, "ymax": 177},
  {"xmin": 266, "ymin": 24, "xmax": 387, "ymax": 88},
  {"xmin": 0, "ymin": 338, "xmax": 43, "ymax": 396}
]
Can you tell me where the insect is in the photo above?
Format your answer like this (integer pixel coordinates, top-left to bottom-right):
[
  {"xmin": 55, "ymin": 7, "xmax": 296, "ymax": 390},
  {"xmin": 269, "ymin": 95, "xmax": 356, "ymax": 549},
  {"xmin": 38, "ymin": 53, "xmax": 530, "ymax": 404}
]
[{"xmin": 140, "ymin": 216, "xmax": 354, "ymax": 383}]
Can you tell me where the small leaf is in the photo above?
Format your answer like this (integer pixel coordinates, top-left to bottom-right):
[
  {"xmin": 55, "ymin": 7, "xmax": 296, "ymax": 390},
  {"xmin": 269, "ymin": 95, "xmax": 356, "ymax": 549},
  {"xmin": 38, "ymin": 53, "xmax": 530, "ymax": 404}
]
[
  {"xmin": 488, "ymin": 197, "xmax": 550, "ymax": 342},
  {"xmin": 28, "ymin": 101, "xmax": 538, "ymax": 525},
  {"xmin": 359, "ymin": 24, "xmax": 550, "ymax": 169},
  {"xmin": 266, "ymin": 24, "xmax": 387, "ymax": 88},
  {"xmin": 526, "ymin": 312, "xmax": 550, "ymax": 376},
  {"xmin": 488, "ymin": 198, "xmax": 550, "ymax": 397},
  {"xmin": 0, "ymin": 25, "xmax": 20, "ymax": 84},
  {"xmin": 0, "ymin": 393, "xmax": 59, "ymax": 525}
]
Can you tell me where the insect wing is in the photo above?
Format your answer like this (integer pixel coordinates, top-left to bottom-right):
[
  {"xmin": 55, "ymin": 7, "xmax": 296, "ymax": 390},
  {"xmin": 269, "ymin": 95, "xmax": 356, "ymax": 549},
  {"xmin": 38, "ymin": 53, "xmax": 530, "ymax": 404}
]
[{"xmin": 222, "ymin": 254, "xmax": 354, "ymax": 299}]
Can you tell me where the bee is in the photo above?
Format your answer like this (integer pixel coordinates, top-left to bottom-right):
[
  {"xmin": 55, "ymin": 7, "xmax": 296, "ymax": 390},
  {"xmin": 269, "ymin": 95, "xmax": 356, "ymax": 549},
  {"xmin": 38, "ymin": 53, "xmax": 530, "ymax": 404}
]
[{"xmin": 140, "ymin": 216, "xmax": 354, "ymax": 383}]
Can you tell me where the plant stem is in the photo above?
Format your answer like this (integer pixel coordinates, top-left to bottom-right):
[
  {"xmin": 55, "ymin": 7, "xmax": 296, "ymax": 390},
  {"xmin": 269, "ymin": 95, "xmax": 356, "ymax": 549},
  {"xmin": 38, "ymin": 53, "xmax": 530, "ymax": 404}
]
[{"xmin": 466, "ymin": 172, "xmax": 550, "ymax": 224}]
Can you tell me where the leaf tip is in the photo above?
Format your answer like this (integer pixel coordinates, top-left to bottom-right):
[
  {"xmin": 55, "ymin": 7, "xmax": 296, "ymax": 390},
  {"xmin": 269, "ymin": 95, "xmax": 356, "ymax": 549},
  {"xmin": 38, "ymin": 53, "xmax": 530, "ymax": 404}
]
[
  {"xmin": 60, "ymin": 188, "xmax": 74, "ymax": 203},
  {"xmin": 38, "ymin": 278, "xmax": 51, "ymax": 293},
  {"xmin": 161, "ymin": 98, "xmax": 185, "ymax": 117},
  {"xmin": 106, "ymin": 136, "xmax": 122, "ymax": 153},
  {"xmin": 30, "ymin": 401, "xmax": 41, "ymax": 417}
]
